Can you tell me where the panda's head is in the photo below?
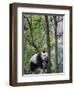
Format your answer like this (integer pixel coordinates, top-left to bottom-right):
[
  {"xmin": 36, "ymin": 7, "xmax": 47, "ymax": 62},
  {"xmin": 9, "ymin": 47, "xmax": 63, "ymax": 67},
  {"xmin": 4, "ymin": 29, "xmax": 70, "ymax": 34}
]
[{"xmin": 41, "ymin": 51, "xmax": 48, "ymax": 61}]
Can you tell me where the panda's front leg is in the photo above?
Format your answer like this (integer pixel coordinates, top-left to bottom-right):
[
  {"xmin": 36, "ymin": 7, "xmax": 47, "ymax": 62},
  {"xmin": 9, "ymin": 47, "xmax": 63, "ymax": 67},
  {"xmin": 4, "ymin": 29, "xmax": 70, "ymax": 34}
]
[{"xmin": 30, "ymin": 62, "xmax": 37, "ymax": 74}]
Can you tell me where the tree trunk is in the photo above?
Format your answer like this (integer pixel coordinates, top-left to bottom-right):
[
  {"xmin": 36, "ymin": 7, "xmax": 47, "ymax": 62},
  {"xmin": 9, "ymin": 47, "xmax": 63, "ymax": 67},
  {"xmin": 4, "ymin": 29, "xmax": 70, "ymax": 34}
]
[
  {"xmin": 53, "ymin": 16, "xmax": 58, "ymax": 73},
  {"xmin": 45, "ymin": 15, "xmax": 51, "ymax": 73}
]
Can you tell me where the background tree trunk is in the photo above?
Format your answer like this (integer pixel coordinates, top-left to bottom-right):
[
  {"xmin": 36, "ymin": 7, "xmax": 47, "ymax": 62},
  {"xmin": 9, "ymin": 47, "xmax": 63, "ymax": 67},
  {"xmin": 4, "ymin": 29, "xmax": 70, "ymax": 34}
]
[
  {"xmin": 45, "ymin": 15, "xmax": 51, "ymax": 73},
  {"xmin": 53, "ymin": 16, "xmax": 58, "ymax": 73}
]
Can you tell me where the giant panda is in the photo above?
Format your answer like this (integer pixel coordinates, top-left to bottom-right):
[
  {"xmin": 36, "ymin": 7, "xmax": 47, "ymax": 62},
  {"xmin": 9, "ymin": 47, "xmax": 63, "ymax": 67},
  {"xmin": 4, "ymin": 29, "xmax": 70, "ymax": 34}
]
[{"xmin": 30, "ymin": 51, "xmax": 48, "ymax": 74}]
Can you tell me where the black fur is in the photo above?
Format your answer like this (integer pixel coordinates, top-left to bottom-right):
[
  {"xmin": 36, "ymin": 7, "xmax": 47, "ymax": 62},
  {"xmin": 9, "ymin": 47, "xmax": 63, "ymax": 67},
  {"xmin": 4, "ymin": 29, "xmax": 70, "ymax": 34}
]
[
  {"xmin": 30, "ymin": 62, "xmax": 38, "ymax": 72},
  {"xmin": 36, "ymin": 53, "xmax": 43, "ymax": 68},
  {"xmin": 30, "ymin": 53, "xmax": 43, "ymax": 73}
]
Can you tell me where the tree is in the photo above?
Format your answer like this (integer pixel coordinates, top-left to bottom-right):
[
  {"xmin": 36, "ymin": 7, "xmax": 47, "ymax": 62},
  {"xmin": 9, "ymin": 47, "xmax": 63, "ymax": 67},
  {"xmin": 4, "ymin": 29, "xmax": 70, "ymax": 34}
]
[
  {"xmin": 45, "ymin": 15, "xmax": 51, "ymax": 73},
  {"xmin": 53, "ymin": 16, "xmax": 58, "ymax": 73},
  {"xmin": 53, "ymin": 16, "xmax": 63, "ymax": 73}
]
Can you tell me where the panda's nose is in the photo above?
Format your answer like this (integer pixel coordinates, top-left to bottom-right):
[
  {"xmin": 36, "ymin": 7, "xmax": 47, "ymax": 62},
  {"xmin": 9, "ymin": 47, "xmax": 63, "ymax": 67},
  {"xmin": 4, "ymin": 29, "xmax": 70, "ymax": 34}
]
[{"xmin": 44, "ymin": 58, "xmax": 47, "ymax": 60}]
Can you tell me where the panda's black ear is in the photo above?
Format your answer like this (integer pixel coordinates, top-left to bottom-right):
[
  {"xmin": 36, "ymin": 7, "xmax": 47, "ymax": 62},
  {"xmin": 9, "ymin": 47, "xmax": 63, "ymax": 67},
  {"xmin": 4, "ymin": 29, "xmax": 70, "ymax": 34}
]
[{"xmin": 43, "ymin": 50, "xmax": 45, "ymax": 53}]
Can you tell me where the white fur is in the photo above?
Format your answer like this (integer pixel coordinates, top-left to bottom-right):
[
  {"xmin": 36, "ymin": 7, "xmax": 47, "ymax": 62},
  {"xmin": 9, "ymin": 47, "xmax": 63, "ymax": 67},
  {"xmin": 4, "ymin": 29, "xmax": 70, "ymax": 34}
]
[{"xmin": 30, "ymin": 53, "xmax": 38, "ymax": 64}]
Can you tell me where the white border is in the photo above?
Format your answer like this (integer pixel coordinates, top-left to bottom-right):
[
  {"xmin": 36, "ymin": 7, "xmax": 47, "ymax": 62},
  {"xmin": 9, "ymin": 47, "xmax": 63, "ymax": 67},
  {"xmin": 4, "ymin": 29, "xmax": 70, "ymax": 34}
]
[{"xmin": 17, "ymin": 7, "xmax": 70, "ymax": 82}]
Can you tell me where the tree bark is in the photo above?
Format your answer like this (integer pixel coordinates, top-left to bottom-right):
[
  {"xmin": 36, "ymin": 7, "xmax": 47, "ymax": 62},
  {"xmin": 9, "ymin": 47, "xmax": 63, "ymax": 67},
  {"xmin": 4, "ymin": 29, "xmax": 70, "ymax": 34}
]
[
  {"xmin": 45, "ymin": 15, "xmax": 51, "ymax": 73},
  {"xmin": 53, "ymin": 16, "xmax": 58, "ymax": 73}
]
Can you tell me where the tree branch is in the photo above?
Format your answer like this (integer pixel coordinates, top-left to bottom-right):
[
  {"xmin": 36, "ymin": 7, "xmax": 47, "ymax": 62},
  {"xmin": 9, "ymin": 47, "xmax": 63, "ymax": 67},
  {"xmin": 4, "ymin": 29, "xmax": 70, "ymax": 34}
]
[{"xmin": 26, "ymin": 37, "xmax": 40, "ymax": 53}]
